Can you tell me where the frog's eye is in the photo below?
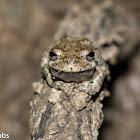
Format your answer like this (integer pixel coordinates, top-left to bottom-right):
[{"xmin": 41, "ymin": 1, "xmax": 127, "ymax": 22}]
[
  {"xmin": 86, "ymin": 51, "xmax": 95, "ymax": 61},
  {"xmin": 49, "ymin": 51, "xmax": 57, "ymax": 61}
]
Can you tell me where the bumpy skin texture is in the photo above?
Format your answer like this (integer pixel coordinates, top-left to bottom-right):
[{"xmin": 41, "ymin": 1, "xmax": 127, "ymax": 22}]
[
  {"xmin": 30, "ymin": 37, "xmax": 109, "ymax": 140},
  {"xmin": 41, "ymin": 37, "xmax": 108, "ymax": 110}
]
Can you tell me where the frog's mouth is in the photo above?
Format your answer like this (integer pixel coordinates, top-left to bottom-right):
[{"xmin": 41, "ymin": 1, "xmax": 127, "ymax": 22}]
[{"xmin": 49, "ymin": 67, "xmax": 95, "ymax": 82}]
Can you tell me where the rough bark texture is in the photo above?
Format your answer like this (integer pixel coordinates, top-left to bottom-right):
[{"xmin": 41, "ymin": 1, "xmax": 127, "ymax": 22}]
[
  {"xmin": 30, "ymin": 0, "xmax": 140, "ymax": 140},
  {"xmin": 30, "ymin": 81, "xmax": 109, "ymax": 140}
]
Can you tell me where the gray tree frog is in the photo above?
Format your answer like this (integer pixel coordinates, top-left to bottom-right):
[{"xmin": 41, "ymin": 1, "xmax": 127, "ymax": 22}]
[{"xmin": 40, "ymin": 37, "xmax": 109, "ymax": 110}]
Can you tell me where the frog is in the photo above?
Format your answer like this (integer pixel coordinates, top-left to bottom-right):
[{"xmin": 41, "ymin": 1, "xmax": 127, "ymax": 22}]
[{"xmin": 40, "ymin": 37, "xmax": 109, "ymax": 110}]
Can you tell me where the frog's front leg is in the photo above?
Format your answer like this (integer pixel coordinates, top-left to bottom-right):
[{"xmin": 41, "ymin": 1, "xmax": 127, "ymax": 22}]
[
  {"xmin": 79, "ymin": 64, "xmax": 107, "ymax": 96},
  {"xmin": 40, "ymin": 51, "xmax": 54, "ymax": 87},
  {"xmin": 90, "ymin": 64, "xmax": 107, "ymax": 94}
]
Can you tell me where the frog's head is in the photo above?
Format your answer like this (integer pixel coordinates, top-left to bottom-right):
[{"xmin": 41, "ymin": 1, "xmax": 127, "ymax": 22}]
[{"xmin": 45, "ymin": 37, "xmax": 101, "ymax": 82}]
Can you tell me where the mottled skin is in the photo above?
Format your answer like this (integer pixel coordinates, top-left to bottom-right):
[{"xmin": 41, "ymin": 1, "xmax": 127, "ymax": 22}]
[{"xmin": 41, "ymin": 37, "xmax": 108, "ymax": 110}]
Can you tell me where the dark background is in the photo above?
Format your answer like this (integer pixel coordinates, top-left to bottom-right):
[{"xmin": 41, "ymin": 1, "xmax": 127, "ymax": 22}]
[{"xmin": 0, "ymin": 0, "xmax": 139, "ymax": 140}]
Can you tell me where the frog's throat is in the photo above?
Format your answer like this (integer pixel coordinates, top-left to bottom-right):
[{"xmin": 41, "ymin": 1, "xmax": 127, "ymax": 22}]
[{"xmin": 49, "ymin": 67, "xmax": 95, "ymax": 82}]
